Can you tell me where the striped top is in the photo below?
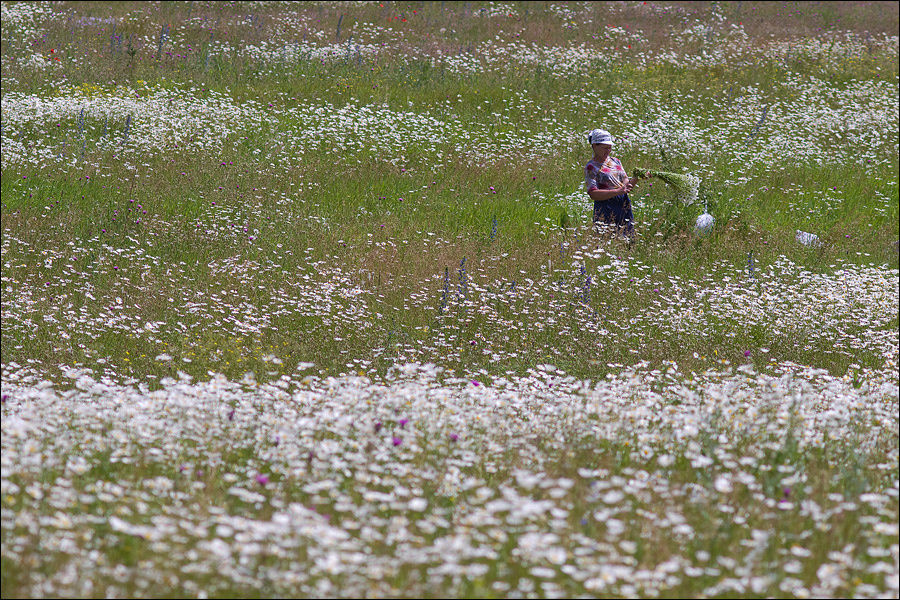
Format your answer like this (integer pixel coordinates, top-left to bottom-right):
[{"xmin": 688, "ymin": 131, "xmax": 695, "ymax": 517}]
[{"xmin": 584, "ymin": 157, "xmax": 627, "ymax": 192}]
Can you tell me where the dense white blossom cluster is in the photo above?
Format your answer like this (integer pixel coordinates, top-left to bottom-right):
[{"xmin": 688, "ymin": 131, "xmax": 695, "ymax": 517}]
[
  {"xmin": 2, "ymin": 72, "xmax": 896, "ymax": 177},
  {"xmin": 2, "ymin": 359, "xmax": 897, "ymax": 597},
  {"xmin": 1, "ymin": 84, "xmax": 267, "ymax": 169}
]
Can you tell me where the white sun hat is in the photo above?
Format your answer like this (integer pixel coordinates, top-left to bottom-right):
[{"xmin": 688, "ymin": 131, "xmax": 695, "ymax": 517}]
[{"xmin": 588, "ymin": 129, "xmax": 613, "ymax": 146}]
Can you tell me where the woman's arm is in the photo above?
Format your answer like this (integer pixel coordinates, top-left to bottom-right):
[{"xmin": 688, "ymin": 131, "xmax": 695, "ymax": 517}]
[{"xmin": 588, "ymin": 185, "xmax": 628, "ymax": 201}]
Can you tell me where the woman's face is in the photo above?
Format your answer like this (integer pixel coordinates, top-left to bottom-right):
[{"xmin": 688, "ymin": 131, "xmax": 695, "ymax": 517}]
[{"xmin": 592, "ymin": 143, "xmax": 612, "ymax": 161}]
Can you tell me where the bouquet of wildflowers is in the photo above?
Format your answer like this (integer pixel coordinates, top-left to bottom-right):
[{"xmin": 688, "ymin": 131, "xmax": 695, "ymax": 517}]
[{"xmin": 632, "ymin": 169, "xmax": 700, "ymax": 205}]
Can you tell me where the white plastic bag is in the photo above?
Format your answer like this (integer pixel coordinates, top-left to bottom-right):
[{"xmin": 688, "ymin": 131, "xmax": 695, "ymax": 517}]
[{"xmin": 695, "ymin": 213, "xmax": 715, "ymax": 234}]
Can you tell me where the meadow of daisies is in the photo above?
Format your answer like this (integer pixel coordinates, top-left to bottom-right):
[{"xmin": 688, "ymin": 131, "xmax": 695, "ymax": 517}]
[{"xmin": 1, "ymin": 1, "xmax": 898, "ymax": 597}]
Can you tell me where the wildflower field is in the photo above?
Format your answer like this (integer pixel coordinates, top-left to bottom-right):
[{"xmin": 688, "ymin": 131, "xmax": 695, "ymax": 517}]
[{"xmin": 1, "ymin": 1, "xmax": 898, "ymax": 597}]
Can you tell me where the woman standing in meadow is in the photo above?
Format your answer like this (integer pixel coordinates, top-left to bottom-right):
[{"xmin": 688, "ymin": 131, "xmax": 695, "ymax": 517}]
[{"xmin": 584, "ymin": 129, "xmax": 636, "ymax": 236}]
